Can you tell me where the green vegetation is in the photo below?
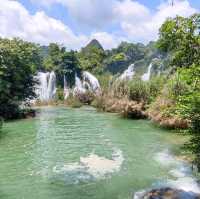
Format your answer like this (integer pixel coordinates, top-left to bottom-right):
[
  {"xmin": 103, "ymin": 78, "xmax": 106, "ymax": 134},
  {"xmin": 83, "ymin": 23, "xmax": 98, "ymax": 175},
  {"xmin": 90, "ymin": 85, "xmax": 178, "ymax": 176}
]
[
  {"xmin": 0, "ymin": 38, "xmax": 40, "ymax": 119},
  {"xmin": 128, "ymin": 77, "xmax": 165, "ymax": 103},
  {"xmin": 155, "ymin": 14, "xmax": 200, "ymax": 168},
  {"xmin": 103, "ymin": 41, "xmax": 160, "ymax": 75},
  {"xmin": 42, "ymin": 43, "xmax": 81, "ymax": 88},
  {"xmin": 65, "ymin": 94, "xmax": 83, "ymax": 108},
  {"xmin": 78, "ymin": 39, "xmax": 105, "ymax": 74}
]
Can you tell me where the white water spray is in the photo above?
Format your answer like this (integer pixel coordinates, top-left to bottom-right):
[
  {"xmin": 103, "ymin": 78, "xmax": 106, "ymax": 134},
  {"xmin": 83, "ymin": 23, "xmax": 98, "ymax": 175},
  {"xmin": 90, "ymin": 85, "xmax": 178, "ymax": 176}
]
[
  {"xmin": 73, "ymin": 75, "xmax": 86, "ymax": 96},
  {"xmin": 83, "ymin": 71, "xmax": 101, "ymax": 93},
  {"xmin": 141, "ymin": 63, "xmax": 152, "ymax": 81},
  {"xmin": 36, "ymin": 71, "xmax": 56, "ymax": 102},
  {"xmin": 64, "ymin": 75, "xmax": 70, "ymax": 100},
  {"xmin": 119, "ymin": 64, "xmax": 135, "ymax": 81},
  {"xmin": 64, "ymin": 72, "xmax": 101, "ymax": 99}
]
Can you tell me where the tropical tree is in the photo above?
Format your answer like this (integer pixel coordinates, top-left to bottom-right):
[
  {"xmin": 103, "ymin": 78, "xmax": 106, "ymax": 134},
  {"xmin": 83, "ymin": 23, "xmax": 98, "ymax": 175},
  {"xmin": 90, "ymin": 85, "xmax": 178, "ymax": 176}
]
[
  {"xmin": 0, "ymin": 38, "xmax": 40, "ymax": 119},
  {"xmin": 157, "ymin": 14, "xmax": 200, "ymax": 169},
  {"xmin": 43, "ymin": 43, "xmax": 81, "ymax": 88},
  {"xmin": 157, "ymin": 14, "xmax": 200, "ymax": 69}
]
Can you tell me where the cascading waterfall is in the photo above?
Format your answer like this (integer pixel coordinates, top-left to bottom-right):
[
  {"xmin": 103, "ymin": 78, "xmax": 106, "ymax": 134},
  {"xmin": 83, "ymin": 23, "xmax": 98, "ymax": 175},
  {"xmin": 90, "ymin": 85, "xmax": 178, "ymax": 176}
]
[
  {"xmin": 141, "ymin": 63, "xmax": 152, "ymax": 81},
  {"xmin": 64, "ymin": 75, "xmax": 70, "ymax": 100},
  {"xmin": 119, "ymin": 64, "xmax": 135, "ymax": 80},
  {"xmin": 35, "ymin": 71, "xmax": 101, "ymax": 101},
  {"xmin": 73, "ymin": 75, "xmax": 86, "ymax": 95},
  {"xmin": 47, "ymin": 71, "xmax": 57, "ymax": 99},
  {"xmin": 36, "ymin": 71, "xmax": 57, "ymax": 102},
  {"xmin": 82, "ymin": 71, "xmax": 101, "ymax": 93},
  {"xmin": 64, "ymin": 72, "xmax": 101, "ymax": 99}
]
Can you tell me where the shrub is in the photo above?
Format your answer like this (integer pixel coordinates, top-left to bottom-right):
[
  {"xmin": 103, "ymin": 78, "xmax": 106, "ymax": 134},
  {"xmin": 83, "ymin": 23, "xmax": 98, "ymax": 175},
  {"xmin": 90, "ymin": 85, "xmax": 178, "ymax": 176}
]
[
  {"xmin": 75, "ymin": 91, "xmax": 94, "ymax": 104},
  {"xmin": 113, "ymin": 80, "xmax": 129, "ymax": 99},
  {"xmin": 91, "ymin": 95, "xmax": 106, "ymax": 111},
  {"xmin": 96, "ymin": 73, "xmax": 112, "ymax": 91},
  {"xmin": 65, "ymin": 95, "xmax": 83, "ymax": 108},
  {"xmin": 128, "ymin": 79, "xmax": 149, "ymax": 102},
  {"xmin": 148, "ymin": 76, "xmax": 166, "ymax": 102},
  {"xmin": 56, "ymin": 87, "xmax": 64, "ymax": 101}
]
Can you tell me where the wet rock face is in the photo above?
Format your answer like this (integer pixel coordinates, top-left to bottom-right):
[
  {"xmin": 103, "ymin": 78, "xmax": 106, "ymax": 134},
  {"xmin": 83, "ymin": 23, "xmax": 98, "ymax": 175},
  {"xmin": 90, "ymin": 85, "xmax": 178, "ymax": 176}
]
[{"xmin": 136, "ymin": 188, "xmax": 200, "ymax": 199}]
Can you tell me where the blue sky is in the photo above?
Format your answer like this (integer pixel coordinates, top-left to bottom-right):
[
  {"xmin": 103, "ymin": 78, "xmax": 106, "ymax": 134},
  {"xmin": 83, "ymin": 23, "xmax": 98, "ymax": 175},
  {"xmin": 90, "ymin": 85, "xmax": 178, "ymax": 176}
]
[{"xmin": 0, "ymin": 0, "xmax": 199, "ymax": 49}]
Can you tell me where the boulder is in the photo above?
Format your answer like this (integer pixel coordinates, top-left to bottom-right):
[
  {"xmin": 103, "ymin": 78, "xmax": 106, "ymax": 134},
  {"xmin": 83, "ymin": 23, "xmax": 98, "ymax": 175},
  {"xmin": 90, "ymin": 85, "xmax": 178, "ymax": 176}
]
[{"xmin": 135, "ymin": 187, "xmax": 200, "ymax": 199}]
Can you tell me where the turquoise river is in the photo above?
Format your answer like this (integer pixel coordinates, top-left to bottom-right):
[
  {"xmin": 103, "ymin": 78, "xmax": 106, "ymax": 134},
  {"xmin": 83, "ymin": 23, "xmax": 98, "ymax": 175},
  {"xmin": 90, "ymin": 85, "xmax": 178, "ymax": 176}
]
[{"xmin": 0, "ymin": 107, "xmax": 199, "ymax": 199}]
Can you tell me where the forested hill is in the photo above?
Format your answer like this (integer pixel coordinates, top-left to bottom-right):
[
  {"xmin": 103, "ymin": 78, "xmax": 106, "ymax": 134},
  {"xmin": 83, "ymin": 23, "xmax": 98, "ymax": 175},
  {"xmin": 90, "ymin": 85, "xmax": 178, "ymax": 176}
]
[
  {"xmin": 78, "ymin": 39, "xmax": 166, "ymax": 76},
  {"xmin": 38, "ymin": 39, "xmax": 167, "ymax": 77},
  {"xmin": 103, "ymin": 41, "xmax": 166, "ymax": 76}
]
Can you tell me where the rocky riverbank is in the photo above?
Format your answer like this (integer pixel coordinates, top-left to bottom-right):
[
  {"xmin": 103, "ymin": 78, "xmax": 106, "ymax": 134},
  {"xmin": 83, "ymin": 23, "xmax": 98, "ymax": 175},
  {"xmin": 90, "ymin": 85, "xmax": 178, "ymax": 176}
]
[{"xmin": 135, "ymin": 187, "xmax": 200, "ymax": 199}]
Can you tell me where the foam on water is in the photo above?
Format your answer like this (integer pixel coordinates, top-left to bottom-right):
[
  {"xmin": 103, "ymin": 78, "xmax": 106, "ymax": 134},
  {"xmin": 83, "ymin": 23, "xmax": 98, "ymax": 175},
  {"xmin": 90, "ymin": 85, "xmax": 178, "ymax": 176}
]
[
  {"xmin": 53, "ymin": 149, "xmax": 124, "ymax": 183},
  {"xmin": 155, "ymin": 150, "xmax": 200, "ymax": 193},
  {"xmin": 134, "ymin": 150, "xmax": 200, "ymax": 198}
]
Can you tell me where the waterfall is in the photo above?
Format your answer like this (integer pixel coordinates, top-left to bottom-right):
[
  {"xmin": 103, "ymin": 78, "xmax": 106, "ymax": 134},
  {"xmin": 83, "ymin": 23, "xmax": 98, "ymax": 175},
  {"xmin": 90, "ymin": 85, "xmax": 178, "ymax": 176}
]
[
  {"xmin": 64, "ymin": 75, "xmax": 70, "ymax": 100},
  {"xmin": 141, "ymin": 63, "xmax": 152, "ymax": 81},
  {"xmin": 82, "ymin": 71, "xmax": 101, "ymax": 93},
  {"xmin": 119, "ymin": 64, "xmax": 135, "ymax": 80},
  {"xmin": 64, "ymin": 72, "xmax": 101, "ymax": 99},
  {"xmin": 36, "ymin": 71, "xmax": 56, "ymax": 102},
  {"xmin": 73, "ymin": 75, "xmax": 86, "ymax": 96},
  {"xmin": 47, "ymin": 71, "xmax": 56, "ymax": 99}
]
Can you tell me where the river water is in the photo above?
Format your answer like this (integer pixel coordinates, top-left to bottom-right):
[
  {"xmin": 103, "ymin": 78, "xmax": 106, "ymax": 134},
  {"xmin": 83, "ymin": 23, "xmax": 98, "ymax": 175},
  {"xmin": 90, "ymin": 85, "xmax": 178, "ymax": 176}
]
[{"xmin": 0, "ymin": 107, "xmax": 199, "ymax": 199}]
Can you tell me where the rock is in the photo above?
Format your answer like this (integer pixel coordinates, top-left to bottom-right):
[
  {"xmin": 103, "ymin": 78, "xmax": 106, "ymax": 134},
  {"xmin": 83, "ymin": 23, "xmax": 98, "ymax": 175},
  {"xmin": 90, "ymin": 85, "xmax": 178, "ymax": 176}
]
[{"xmin": 135, "ymin": 187, "xmax": 200, "ymax": 199}]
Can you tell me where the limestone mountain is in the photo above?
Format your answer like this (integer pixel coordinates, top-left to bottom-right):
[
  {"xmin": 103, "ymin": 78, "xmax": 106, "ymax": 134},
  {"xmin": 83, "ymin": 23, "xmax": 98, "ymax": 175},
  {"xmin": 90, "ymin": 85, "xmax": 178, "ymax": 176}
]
[{"xmin": 83, "ymin": 39, "xmax": 104, "ymax": 52}]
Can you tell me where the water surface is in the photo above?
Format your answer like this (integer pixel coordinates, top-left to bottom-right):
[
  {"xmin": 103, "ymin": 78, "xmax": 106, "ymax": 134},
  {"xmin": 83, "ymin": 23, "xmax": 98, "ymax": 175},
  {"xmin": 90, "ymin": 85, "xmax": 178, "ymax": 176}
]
[{"xmin": 0, "ymin": 107, "xmax": 199, "ymax": 199}]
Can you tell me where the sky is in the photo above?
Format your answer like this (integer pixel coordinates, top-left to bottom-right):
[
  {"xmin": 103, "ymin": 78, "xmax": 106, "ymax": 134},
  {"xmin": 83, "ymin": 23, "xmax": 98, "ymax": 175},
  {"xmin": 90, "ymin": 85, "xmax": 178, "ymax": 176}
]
[{"xmin": 0, "ymin": 0, "xmax": 199, "ymax": 50}]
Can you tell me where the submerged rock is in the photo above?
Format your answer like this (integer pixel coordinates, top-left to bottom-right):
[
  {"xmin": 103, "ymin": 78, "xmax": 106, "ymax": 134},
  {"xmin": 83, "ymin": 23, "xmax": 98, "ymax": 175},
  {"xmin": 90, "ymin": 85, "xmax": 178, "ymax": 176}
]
[{"xmin": 135, "ymin": 187, "xmax": 200, "ymax": 199}]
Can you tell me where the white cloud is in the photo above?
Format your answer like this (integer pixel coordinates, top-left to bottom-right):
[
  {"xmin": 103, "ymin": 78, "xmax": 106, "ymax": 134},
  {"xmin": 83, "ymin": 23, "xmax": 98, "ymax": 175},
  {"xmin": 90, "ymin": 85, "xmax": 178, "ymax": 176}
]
[
  {"xmin": 62, "ymin": 0, "xmax": 116, "ymax": 29},
  {"xmin": 31, "ymin": 0, "xmax": 116, "ymax": 29},
  {"xmin": 0, "ymin": 0, "xmax": 198, "ymax": 50},
  {"xmin": 117, "ymin": 0, "xmax": 197, "ymax": 42},
  {"xmin": 0, "ymin": 0, "xmax": 122, "ymax": 50},
  {"xmin": 114, "ymin": 0, "xmax": 150, "ymax": 23},
  {"xmin": 0, "ymin": 0, "xmax": 88, "ymax": 49},
  {"xmin": 31, "ymin": 0, "xmax": 198, "ymax": 44}
]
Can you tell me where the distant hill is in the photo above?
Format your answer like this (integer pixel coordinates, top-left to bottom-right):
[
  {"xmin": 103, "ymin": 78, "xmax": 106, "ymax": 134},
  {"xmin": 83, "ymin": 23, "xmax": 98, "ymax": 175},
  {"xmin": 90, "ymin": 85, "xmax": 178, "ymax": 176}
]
[
  {"xmin": 82, "ymin": 39, "xmax": 104, "ymax": 52},
  {"xmin": 78, "ymin": 39, "xmax": 168, "ymax": 76},
  {"xmin": 103, "ymin": 41, "xmax": 166, "ymax": 75}
]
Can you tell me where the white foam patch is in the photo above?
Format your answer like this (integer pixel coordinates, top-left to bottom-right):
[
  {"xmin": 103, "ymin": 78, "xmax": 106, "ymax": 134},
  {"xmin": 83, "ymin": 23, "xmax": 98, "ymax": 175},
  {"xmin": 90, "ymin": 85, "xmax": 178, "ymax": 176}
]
[
  {"xmin": 154, "ymin": 149, "xmax": 177, "ymax": 166},
  {"xmin": 154, "ymin": 150, "xmax": 200, "ymax": 194},
  {"xmin": 53, "ymin": 149, "xmax": 124, "ymax": 183},
  {"xmin": 134, "ymin": 150, "xmax": 200, "ymax": 199}
]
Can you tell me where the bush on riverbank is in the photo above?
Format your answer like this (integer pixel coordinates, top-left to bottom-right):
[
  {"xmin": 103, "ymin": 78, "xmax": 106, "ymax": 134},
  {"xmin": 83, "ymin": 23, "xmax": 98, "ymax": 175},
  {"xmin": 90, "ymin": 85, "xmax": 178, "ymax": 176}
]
[
  {"xmin": 128, "ymin": 76, "xmax": 165, "ymax": 103},
  {"xmin": 91, "ymin": 77, "xmax": 165, "ymax": 119},
  {"xmin": 148, "ymin": 73, "xmax": 190, "ymax": 129},
  {"xmin": 64, "ymin": 95, "xmax": 83, "ymax": 108}
]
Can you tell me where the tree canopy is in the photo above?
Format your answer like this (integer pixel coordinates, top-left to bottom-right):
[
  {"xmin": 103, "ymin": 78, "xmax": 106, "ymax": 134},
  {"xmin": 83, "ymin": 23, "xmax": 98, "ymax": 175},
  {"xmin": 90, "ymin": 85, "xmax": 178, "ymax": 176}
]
[
  {"xmin": 0, "ymin": 38, "xmax": 40, "ymax": 119},
  {"xmin": 157, "ymin": 14, "xmax": 200, "ymax": 69}
]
